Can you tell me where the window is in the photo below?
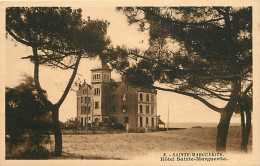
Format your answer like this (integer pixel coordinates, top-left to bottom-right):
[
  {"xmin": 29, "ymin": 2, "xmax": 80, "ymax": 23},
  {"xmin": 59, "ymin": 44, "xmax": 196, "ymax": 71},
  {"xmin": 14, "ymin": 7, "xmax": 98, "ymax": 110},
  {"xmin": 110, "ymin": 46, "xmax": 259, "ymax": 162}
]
[
  {"xmin": 111, "ymin": 117, "xmax": 116, "ymax": 123},
  {"xmin": 112, "ymin": 106, "xmax": 116, "ymax": 113},
  {"xmin": 94, "ymin": 88, "xmax": 100, "ymax": 95},
  {"xmin": 146, "ymin": 105, "xmax": 149, "ymax": 114},
  {"xmin": 112, "ymin": 95, "xmax": 115, "ymax": 101},
  {"xmin": 93, "ymin": 73, "xmax": 101, "ymax": 80},
  {"xmin": 103, "ymin": 73, "xmax": 110, "ymax": 80},
  {"xmin": 85, "ymin": 97, "xmax": 87, "ymax": 103},
  {"xmin": 125, "ymin": 117, "xmax": 129, "ymax": 123},
  {"xmin": 146, "ymin": 117, "xmax": 149, "ymax": 125},
  {"xmin": 89, "ymin": 116, "xmax": 91, "ymax": 120},
  {"xmin": 88, "ymin": 106, "xmax": 91, "ymax": 114},
  {"xmin": 151, "ymin": 106, "xmax": 154, "ymax": 114},
  {"xmin": 124, "ymin": 85, "xmax": 128, "ymax": 90},
  {"xmin": 85, "ymin": 106, "xmax": 87, "ymax": 114},
  {"xmin": 152, "ymin": 117, "xmax": 154, "ymax": 126},
  {"xmin": 81, "ymin": 106, "xmax": 85, "ymax": 114},
  {"xmin": 140, "ymin": 117, "xmax": 143, "ymax": 127},
  {"xmin": 123, "ymin": 94, "xmax": 127, "ymax": 101},
  {"xmin": 112, "ymin": 86, "xmax": 116, "ymax": 90},
  {"xmin": 77, "ymin": 97, "xmax": 80, "ymax": 103},
  {"xmin": 139, "ymin": 105, "xmax": 143, "ymax": 113},
  {"xmin": 146, "ymin": 94, "xmax": 149, "ymax": 102},
  {"xmin": 81, "ymin": 118, "xmax": 84, "ymax": 127},
  {"xmin": 151, "ymin": 95, "xmax": 154, "ymax": 102},
  {"xmin": 105, "ymin": 86, "xmax": 108, "ymax": 92},
  {"xmin": 81, "ymin": 97, "xmax": 83, "ymax": 103},
  {"xmin": 140, "ymin": 93, "xmax": 143, "ymax": 101},
  {"xmin": 95, "ymin": 101, "xmax": 99, "ymax": 109},
  {"xmin": 122, "ymin": 105, "xmax": 127, "ymax": 113}
]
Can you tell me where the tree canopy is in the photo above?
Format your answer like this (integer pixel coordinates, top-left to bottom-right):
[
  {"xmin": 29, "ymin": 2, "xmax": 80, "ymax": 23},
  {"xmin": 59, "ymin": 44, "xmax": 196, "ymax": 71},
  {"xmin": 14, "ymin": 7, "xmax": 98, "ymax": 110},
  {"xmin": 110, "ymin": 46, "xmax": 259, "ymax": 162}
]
[
  {"xmin": 6, "ymin": 7, "xmax": 110, "ymax": 69},
  {"xmin": 108, "ymin": 7, "xmax": 252, "ymax": 112}
]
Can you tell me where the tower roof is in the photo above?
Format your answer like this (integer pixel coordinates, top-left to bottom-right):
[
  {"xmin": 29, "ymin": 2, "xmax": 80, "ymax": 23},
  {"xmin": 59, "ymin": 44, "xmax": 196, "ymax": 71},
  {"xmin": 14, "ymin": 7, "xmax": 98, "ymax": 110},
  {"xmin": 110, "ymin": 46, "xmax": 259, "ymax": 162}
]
[{"xmin": 91, "ymin": 58, "xmax": 112, "ymax": 71}]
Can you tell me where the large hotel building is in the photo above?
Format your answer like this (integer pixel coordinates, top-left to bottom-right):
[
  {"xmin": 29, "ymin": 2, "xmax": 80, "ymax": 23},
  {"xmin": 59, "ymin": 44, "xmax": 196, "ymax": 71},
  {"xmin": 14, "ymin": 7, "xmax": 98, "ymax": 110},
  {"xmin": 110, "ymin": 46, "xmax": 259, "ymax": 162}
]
[{"xmin": 76, "ymin": 60, "xmax": 158, "ymax": 132}]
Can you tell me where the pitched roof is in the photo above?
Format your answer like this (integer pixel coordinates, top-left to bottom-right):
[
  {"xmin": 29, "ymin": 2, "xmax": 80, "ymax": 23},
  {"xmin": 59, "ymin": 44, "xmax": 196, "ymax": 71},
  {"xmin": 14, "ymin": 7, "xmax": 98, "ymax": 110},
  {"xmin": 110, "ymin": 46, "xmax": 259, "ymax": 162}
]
[
  {"xmin": 91, "ymin": 58, "xmax": 112, "ymax": 71},
  {"xmin": 158, "ymin": 118, "xmax": 165, "ymax": 124}
]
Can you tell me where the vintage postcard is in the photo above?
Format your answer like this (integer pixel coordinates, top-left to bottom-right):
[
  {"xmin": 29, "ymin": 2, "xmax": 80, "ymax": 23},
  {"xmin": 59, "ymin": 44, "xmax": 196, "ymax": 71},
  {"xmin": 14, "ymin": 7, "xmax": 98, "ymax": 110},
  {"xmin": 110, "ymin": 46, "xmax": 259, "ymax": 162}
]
[{"xmin": 0, "ymin": 0, "xmax": 259, "ymax": 166}]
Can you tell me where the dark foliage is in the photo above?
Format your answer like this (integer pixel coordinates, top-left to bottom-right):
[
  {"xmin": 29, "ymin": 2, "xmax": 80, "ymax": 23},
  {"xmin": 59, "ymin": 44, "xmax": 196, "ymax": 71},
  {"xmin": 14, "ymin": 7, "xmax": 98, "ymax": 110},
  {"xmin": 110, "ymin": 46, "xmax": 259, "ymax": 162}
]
[
  {"xmin": 63, "ymin": 117, "xmax": 80, "ymax": 130},
  {"xmin": 5, "ymin": 76, "xmax": 52, "ymax": 159},
  {"xmin": 113, "ymin": 7, "xmax": 252, "ymax": 95},
  {"xmin": 112, "ymin": 123, "xmax": 125, "ymax": 130}
]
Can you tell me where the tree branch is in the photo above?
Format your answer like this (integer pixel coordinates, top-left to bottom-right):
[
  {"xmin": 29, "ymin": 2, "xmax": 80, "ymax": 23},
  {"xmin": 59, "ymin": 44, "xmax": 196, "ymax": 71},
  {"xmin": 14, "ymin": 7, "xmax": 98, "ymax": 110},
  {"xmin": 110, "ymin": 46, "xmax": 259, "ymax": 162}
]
[
  {"xmin": 196, "ymin": 84, "xmax": 230, "ymax": 101},
  {"xmin": 140, "ymin": 8, "xmax": 224, "ymax": 28},
  {"xmin": 32, "ymin": 46, "xmax": 54, "ymax": 108},
  {"xmin": 214, "ymin": 7, "xmax": 226, "ymax": 16},
  {"xmin": 242, "ymin": 82, "xmax": 253, "ymax": 96},
  {"xmin": 6, "ymin": 27, "xmax": 31, "ymax": 46},
  {"xmin": 130, "ymin": 50, "xmax": 250, "ymax": 80},
  {"xmin": 151, "ymin": 85, "xmax": 223, "ymax": 113},
  {"xmin": 55, "ymin": 55, "xmax": 81, "ymax": 107}
]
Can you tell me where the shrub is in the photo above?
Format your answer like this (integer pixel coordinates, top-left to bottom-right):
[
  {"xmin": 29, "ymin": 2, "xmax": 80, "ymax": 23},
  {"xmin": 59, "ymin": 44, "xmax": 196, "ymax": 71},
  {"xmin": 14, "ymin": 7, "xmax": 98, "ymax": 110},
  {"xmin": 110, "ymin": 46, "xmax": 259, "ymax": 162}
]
[
  {"xmin": 64, "ymin": 117, "xmax": 80, "ymax": 130},
  {"xmin": 6, "ymin": 132, "xmax": 51, "ymax": 159},
  {"xmin": 112, "ymin": 123, "xmax": 125, "ymax": 130},
  {"xmin": 5, "ymin": 76, "xmax": 52, "ymax": 159}
]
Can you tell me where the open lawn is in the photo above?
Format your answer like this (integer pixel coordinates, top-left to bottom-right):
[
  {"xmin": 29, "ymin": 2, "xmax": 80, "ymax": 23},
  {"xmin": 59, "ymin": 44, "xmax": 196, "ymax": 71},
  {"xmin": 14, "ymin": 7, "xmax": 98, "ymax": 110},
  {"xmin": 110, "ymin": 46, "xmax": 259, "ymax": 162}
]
[{"xmin": 51, "ymin": 126, "xmax": 252, "ymax": 160}]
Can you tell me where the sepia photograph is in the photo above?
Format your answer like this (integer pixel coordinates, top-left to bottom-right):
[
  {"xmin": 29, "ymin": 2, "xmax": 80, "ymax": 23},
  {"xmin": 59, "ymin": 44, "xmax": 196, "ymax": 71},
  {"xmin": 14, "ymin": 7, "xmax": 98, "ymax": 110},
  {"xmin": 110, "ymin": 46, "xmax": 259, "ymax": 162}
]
[{"xmin": 0, "ymin": 1, "xmax": 259, "ymax": 166}]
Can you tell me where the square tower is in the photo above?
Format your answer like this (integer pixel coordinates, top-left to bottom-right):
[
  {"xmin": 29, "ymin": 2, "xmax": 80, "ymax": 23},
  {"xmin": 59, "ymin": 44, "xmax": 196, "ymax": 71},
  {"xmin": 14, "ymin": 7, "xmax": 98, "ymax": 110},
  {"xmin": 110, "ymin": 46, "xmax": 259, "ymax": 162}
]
[{"xmin": 91, "ymin": 59, "xmax": 112, "ymax": 125}]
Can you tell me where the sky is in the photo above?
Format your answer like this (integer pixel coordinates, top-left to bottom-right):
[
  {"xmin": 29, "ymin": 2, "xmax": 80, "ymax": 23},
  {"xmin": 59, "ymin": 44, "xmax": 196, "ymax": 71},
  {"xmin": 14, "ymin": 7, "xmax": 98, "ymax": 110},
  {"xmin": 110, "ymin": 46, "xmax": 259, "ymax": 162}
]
[{"xmin": 5, "ymin": 7, "xmax": 241, "ymax": 124}]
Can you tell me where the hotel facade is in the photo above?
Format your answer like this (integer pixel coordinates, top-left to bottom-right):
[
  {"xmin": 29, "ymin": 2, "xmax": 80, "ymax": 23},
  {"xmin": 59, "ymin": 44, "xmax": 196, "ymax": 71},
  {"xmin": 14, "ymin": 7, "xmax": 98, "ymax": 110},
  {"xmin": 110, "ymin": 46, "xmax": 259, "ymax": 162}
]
[{"xmin": 76, "ymin": 60, "xmax": 157, "ymax": 132}]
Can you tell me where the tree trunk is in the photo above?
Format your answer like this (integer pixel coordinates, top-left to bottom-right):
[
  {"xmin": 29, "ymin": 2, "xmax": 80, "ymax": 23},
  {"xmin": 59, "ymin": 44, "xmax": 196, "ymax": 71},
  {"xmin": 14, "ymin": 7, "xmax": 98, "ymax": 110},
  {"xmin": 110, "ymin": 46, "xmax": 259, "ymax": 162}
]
[
  {"xmin": 52, "ymin": 107, "xmax": 62, "ymax": 156},
  {"xmin": 240, "ymin": 109, "xmax": 245, "ymax": 133},
  {"xmin": 241, "ymin": 109, "xmax": 251, "ymax": 152},
  {"xmin": 216, "ymin": 108, "xmax": 234, "ymax": 152}
]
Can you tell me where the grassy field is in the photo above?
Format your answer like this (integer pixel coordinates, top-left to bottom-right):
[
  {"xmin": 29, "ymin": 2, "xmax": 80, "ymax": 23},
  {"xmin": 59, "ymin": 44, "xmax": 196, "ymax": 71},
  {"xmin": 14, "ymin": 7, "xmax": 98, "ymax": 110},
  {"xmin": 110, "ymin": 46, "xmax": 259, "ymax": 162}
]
[{"xmin": 51, "ymin": 126, "xmax": 252, "ymax": 160}]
